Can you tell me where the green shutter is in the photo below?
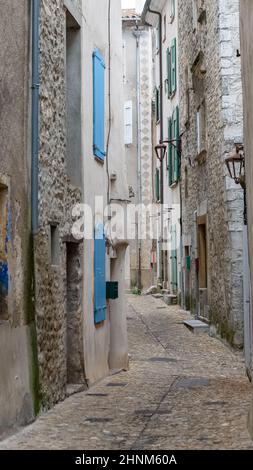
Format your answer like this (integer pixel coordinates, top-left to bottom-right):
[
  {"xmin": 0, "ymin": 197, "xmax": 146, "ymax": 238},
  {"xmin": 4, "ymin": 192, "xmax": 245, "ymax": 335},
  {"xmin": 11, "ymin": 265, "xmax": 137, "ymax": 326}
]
[
  {"xmin": 172, "ymin": 106, "xmax": 180, "ymax": 182},
  {"xmin": 155, "ymin": 87, "xmax": 160, "ymax": 122},
  {"xmin": 171, "ymin": 38, "xmax": 177, "ymax": 94},
  {"xmin": 166, "ymin": 48, "xmax": 171, "ymax": 98},
  {"xmin": 171, "ymin": 225, "xmax": 178, "ymax": 292},
  {"xmin": 155, "ymin": 168, "xmax": 160, "ymax": 201},
  {"xmin": 171, "ymin": 0, "xmax": 175, "ymax": 19},
  {"xmin": 168, "ymin": 118, "xmax": 173, "ymax": 186}
]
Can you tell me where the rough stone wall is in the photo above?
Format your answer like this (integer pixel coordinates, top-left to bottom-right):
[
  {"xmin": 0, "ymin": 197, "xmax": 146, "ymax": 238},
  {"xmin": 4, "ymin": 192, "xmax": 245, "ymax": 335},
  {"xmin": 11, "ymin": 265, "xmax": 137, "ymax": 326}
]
[
  {"xmin": 35, "ymin": 0, "xmax": 84, "ymax": 409},
  {"xmin": 179, "ymin": 0, "xmax": 244, "ymax": 346}
]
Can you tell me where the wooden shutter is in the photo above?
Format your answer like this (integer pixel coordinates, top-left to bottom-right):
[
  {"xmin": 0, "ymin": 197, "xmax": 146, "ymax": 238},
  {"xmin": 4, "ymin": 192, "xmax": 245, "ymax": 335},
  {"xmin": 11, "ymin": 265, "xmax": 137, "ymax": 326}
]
[
  {"xmin": 166, "ymin": 47, "xmax": 171, "ymax": 98},
  {"xmin": 124, "ymin": 101, "xmax": 133, "ymax": 145},
  {"xmin": 171, "ymin": 225, "xmax": 178, "ymax": 292},
  {"xmin": 168, "ymin": 117, "xmax": 173, "ymax": 186},
  {"xmin": 171, "ymin": 38, "xmax": 177, "ymax": 94},
  {"xmin": 94, "ymin": 223, "xmax": 106, "ymax": 324},
  {"xmin": 155, "ymin": 87, "xmax": 160, "ymax": 122},
  {"xmin": 171, "ymin": 0, "xmax": 175, "ymax": 20},
  {"xmin": 93, "ymin": 50, "xmax": 106, "ymax": 161}
]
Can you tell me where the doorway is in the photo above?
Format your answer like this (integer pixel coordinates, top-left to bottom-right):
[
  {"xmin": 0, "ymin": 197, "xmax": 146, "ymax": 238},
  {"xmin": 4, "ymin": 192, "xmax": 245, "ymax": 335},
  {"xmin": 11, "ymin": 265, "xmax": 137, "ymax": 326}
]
[{"xmin": 66, "ymin": 242, "xmax": 85, "ymax": 385}]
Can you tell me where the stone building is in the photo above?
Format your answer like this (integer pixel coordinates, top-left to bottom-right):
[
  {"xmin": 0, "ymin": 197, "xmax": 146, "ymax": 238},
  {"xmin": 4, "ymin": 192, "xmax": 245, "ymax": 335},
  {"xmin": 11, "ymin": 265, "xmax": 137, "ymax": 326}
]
[
  {"xmin": 240, "ymin": 0, "xmax": 253, "ymax": 434},
  {"xmin": 142, "ymin": 0, "xmax": 182, "ymax": 298},
  {"xmin": 0, "ymin": 0, "xmax": 36, "ymax": 436},
  {"xmin": 178, "ymin": 0, "xmax": 244, "ymax": 346},
  {"xmin": 36, "ymin": 0, "xmax": 129, "ymax": 405},
  {"xmin": 0, "ymin": 0, "xmax": 129, "ymax": 434},
  {"xmin": 122, "ymin": 9, "xmax": 154, "ymax": 290}
]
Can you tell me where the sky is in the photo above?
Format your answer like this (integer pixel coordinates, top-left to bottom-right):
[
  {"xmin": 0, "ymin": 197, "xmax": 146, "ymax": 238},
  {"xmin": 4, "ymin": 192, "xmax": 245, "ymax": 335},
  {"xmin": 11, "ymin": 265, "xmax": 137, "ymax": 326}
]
[{"xmin": 121, "ymin": 0, "xmax": 145, "ymax": 13}]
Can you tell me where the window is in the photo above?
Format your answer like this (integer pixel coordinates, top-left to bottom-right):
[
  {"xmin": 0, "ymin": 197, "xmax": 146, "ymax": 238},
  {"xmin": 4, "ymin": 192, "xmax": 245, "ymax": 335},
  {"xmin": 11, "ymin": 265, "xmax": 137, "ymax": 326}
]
[
  {"xmin": 0, "ymin": 184, "xmax": 9, "ymax": 319},
  {"xmin": 155, "ymin": 87, "xmax": 160, "ymax": 123},
  {"xmin": 166, "ymin": 47, "xmax": 172, "ymax": 98},
  {"xmin": 66, "ymin": 11, "xmax": 82, "ymax": 186},
  {"xmin": 155, "ymin": 168, "xmax": 160, "ymax": 202},
  {"xmin": 196, "ymin": 100, "xmax": 206, "ymax": 156},
  {"xmin": 124, "ymin": 101, "xmax": 133, "ymax": 145},
  {"xmin": 93, "ymin": 49, "xmax": 106, "ymax": 161},
  {"xmin": 168, "ymin": 107, "xmax": 180, "ymax": 185},
  {"xmin": 94, "ymin": 223, "xmax": 106, "ymax": 324},
  {"xmin": 198, "ymin": 219, "xmax": 207, "ymax": 289},
  {"xmin": 170, "ymin": 225, "xmax": 178, "ymax": 292},
  {"xmin": 50, "ymin": 225, "xmax": 60, "ymax": 266},
  {"xmin": 170, "ymin": 38, "xmax": 177, "ymax": 95},
  {"xmin": 184, "ymin": 66, "xmax": 190, "ymax": 127}
]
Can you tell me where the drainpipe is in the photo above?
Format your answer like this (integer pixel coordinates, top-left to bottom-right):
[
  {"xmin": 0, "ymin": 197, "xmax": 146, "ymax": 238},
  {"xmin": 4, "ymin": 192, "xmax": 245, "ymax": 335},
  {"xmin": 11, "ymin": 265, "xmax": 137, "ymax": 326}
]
[
  {"xmin": 148, "ymin": 7, "xmax": 164, "ymax": 285},
  {"xmin": 31, "ymin": 0, "xmax": 40, "ymax": 234}
]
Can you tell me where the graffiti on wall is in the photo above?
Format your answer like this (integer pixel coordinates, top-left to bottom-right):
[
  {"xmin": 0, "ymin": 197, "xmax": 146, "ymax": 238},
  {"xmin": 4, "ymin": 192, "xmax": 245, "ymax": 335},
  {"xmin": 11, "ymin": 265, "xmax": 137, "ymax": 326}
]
[{"xmin": 0, "ymin": 185, "xmax": 9, "ymax": 307}]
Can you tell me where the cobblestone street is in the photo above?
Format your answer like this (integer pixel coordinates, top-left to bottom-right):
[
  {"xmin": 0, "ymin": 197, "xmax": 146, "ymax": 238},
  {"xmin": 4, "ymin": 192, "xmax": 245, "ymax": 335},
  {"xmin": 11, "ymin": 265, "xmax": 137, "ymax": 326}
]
[{"xmin": 1, "ymin": 295, "xmax": 253, "ymax": 450}]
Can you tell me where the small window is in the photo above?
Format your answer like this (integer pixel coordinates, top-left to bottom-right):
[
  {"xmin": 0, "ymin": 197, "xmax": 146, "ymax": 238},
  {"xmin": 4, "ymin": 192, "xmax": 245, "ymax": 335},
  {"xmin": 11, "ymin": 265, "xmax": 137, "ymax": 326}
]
[
  {"xmin": 198, "ymin": 220, "xmax": 207, "ymax": 289},
  {"xmin": 50, "ymin": 225, "xmax": 60, "ymax": 266},
  {"xmin": 196, "ymin": 100, "xmax": 206, "ymax": 155}
]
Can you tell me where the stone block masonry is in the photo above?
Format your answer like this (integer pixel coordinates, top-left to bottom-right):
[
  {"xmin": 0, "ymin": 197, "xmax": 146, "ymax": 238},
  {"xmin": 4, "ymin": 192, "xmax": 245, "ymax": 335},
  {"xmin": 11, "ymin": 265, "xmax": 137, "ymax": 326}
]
[{"xmin": 179, "ymin": 0, "xmax": 244, "ymax": 347}]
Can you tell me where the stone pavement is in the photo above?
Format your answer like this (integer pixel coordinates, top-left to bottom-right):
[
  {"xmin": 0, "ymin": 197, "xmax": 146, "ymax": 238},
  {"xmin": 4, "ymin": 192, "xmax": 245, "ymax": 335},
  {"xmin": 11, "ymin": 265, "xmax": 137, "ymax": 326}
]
[{"xmin": 1, "ymin": 295, "xmax": 253, "ymax": 450}]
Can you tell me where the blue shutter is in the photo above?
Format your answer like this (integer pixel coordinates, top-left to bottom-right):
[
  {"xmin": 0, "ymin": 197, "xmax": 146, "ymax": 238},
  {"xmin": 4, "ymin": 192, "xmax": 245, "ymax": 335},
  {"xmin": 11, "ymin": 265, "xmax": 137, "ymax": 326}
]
[
  {"xmin": 94, "ymin": 223, "xmax": 106, "ymax": 324},
  {"xmin": 93, "ymin": 50, "xmax": 106, "ymax": 161}
]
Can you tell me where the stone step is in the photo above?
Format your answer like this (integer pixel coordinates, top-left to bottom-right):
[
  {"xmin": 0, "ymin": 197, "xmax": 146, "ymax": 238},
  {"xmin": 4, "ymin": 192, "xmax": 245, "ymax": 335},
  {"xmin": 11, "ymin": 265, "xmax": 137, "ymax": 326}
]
[{"xmin": 184, "ymin": 319, "xmax": 210, "ymax": 334}]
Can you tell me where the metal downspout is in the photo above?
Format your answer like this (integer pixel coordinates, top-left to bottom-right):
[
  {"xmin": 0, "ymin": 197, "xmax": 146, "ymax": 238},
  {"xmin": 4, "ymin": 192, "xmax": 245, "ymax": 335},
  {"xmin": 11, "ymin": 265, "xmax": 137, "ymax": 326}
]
[{"xmin": 31, "ymin": 0, "xmax": 40, "ymax": 234}]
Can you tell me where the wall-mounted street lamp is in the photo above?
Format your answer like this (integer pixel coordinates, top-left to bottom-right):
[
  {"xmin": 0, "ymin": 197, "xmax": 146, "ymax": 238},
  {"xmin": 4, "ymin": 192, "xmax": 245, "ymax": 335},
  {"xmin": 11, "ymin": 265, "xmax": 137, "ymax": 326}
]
[
  {"xmin": 225, "ymin": 143, "xmax": 247, "ymax": 225},
  {"xmin": 155, "ymin": 144, "xmax": 167, "ymax": 162},
  {"xmin": 225, "ymin": 143, "xmax": 245, "ymax": 188}
]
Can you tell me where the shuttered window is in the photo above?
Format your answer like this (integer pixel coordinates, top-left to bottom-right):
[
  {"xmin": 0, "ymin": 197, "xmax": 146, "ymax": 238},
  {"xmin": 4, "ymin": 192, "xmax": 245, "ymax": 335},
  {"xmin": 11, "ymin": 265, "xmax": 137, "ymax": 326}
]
[
  {"xmin": 170, "ymin": 225, "xmax": 178, "ymax": 292},
  {"xmin": 93, "ymin": 50, "xmax": 106, "ymax": 161},
  {"xmin": 155, "ymin": 87, "xmax": 160, "ymax": 123},
  {"xmin": 168, "ymin": 107, "xmax": 180, "ymax": 185},
  {"xmin": 94, "ymin": 223, "xmax": 106, "ymax": 324},
  {"xmin": 171, "ymin": 38, "xmax": 177, "ymax": 95},
  {"xmin": 168, "ymin": 117, "xmax": 173, "ymax": 186},
  {"xmin": 166, "ymin": 47, "xmax": 172, "ymax": 98},
  {"xmin": 124, "ymin": 101, "xmax": 133, "ymax": 145}
]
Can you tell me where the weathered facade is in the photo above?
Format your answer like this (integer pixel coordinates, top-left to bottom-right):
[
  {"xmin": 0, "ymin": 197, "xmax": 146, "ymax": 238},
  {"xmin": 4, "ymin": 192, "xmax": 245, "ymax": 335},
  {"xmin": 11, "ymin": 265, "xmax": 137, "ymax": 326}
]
[
  {"xmin": 35, "ymin": 0, "xmax": 84, "ymax": 409},
  {"xmin": 0, "ymin": 0, "xmax": 36, "ymax": 435},
  {"xmin": 240, "ymin": 0, "xmax": 253, "ymax": 435},
  {"xmin": 142, "ymin": 0, "xmax": 182, "ymax": 299},
  {"xmin": 178, "ymin": 0, "xmax": 244, "ymax": 346},
  {"xmin": 0, "ymin": 0, "xmax": 129, "ymax": 435},
  {"xmin": 122, "ymin": 9, "xmax": 154, "ymax": 290}
]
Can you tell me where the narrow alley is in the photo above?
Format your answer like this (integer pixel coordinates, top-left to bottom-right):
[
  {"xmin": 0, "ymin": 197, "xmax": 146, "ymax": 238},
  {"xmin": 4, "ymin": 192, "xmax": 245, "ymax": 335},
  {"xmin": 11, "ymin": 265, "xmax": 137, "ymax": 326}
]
[{"xmin": 1, "ymin": 295, "xmax": 252, "ymax": 451}]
